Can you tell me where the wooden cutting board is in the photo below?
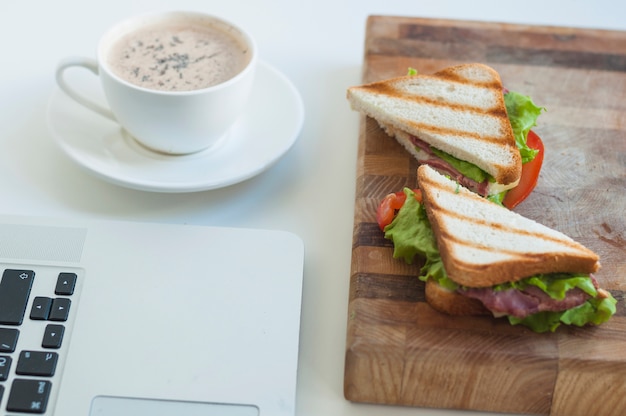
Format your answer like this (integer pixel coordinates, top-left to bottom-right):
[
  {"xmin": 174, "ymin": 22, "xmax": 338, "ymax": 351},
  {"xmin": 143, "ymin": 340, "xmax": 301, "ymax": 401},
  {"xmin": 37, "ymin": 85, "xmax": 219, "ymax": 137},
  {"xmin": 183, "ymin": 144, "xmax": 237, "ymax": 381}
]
[{"xmin": 345, "ymin": 16, "xmax": 626, "ymax": 416}]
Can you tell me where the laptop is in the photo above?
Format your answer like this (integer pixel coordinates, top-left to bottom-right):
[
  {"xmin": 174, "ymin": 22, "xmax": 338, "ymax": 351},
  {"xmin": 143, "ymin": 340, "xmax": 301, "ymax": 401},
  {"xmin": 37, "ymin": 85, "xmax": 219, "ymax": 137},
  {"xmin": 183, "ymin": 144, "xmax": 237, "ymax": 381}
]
[{"xmin": 0, "ymin": 214, "xmax": 304, "ymax": 415}]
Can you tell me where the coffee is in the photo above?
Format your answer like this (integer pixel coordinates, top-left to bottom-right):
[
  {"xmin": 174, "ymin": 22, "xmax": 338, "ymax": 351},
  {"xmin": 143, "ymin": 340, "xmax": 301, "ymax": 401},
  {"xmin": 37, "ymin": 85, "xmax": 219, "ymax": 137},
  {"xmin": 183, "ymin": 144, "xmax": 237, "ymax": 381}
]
[{"xmin": 107, "ymin": 19, "xmax": 251, "ymax": 91}]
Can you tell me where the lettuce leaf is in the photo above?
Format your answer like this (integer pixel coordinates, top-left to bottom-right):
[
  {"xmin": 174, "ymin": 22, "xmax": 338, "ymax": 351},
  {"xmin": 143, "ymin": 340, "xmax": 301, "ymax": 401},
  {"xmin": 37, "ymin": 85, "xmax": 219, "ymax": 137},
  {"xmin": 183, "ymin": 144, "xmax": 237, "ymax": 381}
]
[
  {"xmin": 430, "ymin": 147, "xmax": 492, "ymax": 183},
  {"xmin": 495, "ymin": 273, "xmax": 598, "ymax": 300},
  {"xmin": 508, "ymin": 295, "xmax": 617, "ymax": 333},
  {"xmin": 383, "ymin": 188, "xmax": 455, "ymax": 288},
  {"xmin": 487, "ymin": 191, "xmax": 506, "ymax": 206},
  {"xmin": 383, "ymin": 188, "xmax": 438, "ymax": 264},
  {"xmin": 501, "ymin": 272, "xmax": 617, "ymax": 332},
  {"xmin": 504, "ymin": 91, "xmax": 545, "ymax": 163}
]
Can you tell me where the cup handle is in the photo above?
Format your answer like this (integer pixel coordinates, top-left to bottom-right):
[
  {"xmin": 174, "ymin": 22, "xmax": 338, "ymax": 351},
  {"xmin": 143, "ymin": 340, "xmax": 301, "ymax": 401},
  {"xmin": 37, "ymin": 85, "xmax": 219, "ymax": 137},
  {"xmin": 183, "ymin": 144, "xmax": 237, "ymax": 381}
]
[{"xmin": 55, "ymin": 57, "xmax": 116, "ymax": 121}]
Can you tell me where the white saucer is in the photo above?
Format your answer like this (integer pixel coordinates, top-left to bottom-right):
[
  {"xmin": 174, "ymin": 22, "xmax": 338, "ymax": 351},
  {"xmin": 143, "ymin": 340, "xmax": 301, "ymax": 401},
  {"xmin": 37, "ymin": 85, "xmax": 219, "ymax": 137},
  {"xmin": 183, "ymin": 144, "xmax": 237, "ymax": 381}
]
[{"xmin": 46, "ymin": 61, "xmax": 304, "ymax": 193}]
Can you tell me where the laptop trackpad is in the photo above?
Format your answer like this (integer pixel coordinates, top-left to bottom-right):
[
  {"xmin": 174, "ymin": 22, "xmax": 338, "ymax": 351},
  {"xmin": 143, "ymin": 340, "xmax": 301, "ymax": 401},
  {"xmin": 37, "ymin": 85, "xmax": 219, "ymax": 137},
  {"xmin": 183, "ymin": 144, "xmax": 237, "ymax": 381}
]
[{"xmin": 90, "ymin": 396, "xmax": 259, "ymax": 416}]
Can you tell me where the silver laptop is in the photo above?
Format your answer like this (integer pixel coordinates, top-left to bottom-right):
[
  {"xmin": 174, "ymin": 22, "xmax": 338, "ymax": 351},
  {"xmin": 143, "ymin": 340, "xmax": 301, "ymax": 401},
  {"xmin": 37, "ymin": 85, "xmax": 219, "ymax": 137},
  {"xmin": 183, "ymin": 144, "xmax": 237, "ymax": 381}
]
[{"xmin": 0, "ymin": 214, "xmax": 304, "ymax": 415}]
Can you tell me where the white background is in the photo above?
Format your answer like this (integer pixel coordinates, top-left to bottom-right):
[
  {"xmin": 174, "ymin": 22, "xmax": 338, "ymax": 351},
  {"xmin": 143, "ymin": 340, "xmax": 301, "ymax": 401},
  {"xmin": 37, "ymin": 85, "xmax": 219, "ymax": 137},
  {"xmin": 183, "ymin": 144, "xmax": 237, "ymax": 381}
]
[{"xmin": 1, "ymin": 1, "xmax": 624, "ymax": 415}]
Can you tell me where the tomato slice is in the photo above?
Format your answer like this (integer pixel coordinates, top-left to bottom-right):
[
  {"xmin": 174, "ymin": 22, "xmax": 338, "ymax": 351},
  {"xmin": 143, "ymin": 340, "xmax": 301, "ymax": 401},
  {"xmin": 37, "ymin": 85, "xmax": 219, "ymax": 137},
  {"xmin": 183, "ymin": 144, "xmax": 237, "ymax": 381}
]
[
  {"xmin": 376, "ymin": 189, "xmax": 422, "ymax": 230},
  {"xmin": 502, "ymin": 130, "xmax": 544, "ymax": 209}
]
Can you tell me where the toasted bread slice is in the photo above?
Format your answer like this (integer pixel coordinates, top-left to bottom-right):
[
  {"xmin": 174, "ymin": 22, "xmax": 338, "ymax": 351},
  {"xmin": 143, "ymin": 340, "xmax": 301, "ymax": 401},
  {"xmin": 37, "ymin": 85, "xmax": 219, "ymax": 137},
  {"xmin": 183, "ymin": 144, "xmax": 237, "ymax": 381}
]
[
  {"xmin": 425, "ymin": 279, "xmax": 490, "ymax": 316},
  {"xmin": 347, "ymin": 63, "xmax": 522, "ymax": 190},
  {"xmin": 417, "ymin": 165, "xmax": 600, "ymax": 288}
]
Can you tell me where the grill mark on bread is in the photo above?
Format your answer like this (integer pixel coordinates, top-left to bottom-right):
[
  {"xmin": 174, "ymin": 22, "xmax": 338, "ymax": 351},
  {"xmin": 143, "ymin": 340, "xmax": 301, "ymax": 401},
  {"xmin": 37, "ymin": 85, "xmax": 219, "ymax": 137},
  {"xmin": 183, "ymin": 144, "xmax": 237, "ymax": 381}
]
[
  {"xmin": 431, "ymin": 71, "xmax": 502, "ymax": 91},
  {"xmin": 433, "ymin": 205, "xmax": 589, "ymax": 251},
  {"xmin": 420, "ymin": 172, "xmax": 598, "ymax": 257},
  {"xmin": 356, "ymin": 76, "xmax": 513, "ymax": 148},
  {"xmin": 400, "ymin": 120, "xmax": 514, "ymax": 147},
  {"xmin": 437, "ymin": 226, "xmax": 590, "ymax": 259},
  {"xmin": 359, "ymin": 81, "xmax": 508, "ymax": 117}
]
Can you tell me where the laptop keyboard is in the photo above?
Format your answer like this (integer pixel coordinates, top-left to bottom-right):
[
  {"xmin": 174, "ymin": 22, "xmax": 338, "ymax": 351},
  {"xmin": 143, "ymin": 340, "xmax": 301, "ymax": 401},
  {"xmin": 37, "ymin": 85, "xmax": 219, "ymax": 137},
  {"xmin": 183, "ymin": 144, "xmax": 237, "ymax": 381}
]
[{"xmin": 0, "ymin": 265, "xmax": 82, "ymax": 415}]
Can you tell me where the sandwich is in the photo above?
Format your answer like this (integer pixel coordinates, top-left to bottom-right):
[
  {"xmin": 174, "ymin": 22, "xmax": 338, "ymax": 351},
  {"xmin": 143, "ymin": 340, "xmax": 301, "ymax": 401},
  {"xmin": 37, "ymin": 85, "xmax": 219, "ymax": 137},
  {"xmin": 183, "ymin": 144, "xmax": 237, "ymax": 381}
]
[
  {"xmin": 347, "ymin": 63, "xmax": 544, "ymax": 204},
  {"xmin": 380, "ymin": 165, "xmax": 616, "ymax": 332}
]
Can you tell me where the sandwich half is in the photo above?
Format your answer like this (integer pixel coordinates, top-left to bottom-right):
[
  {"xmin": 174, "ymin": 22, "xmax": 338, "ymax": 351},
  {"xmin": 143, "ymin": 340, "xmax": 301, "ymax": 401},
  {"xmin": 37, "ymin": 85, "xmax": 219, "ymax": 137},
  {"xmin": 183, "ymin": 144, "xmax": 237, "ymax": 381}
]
[
  {"xmin": 381, "ymin": 165, "xmax": 616, "ymax": 332},
  {"xmin": 347, "ymin": 63, "xmax": 542, "ymax": 198}
]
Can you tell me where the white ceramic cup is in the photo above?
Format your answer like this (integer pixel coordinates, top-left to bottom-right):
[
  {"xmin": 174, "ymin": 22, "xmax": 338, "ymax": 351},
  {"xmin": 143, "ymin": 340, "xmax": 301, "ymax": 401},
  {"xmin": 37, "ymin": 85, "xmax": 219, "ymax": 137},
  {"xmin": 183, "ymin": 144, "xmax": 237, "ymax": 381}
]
[{"xmin": 56, "ymin": 11, "xmax": 257, "ymax": 155}]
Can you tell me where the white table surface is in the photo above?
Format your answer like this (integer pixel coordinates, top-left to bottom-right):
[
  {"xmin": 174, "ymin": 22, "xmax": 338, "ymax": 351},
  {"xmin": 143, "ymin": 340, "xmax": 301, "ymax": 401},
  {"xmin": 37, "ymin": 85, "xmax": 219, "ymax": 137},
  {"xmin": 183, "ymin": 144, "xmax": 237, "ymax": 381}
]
[{"xmin": 1, "ymin": 1, "xmax": 624, "ymax": 415}]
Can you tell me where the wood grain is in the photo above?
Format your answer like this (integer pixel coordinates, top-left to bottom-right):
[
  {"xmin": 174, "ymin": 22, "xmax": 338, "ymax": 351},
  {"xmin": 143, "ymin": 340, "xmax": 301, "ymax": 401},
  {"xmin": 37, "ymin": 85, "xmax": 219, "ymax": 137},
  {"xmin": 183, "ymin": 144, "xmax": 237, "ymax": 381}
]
[{"xmin": 345, "ymin": 16, "xmax": 626, "ymax": 415}]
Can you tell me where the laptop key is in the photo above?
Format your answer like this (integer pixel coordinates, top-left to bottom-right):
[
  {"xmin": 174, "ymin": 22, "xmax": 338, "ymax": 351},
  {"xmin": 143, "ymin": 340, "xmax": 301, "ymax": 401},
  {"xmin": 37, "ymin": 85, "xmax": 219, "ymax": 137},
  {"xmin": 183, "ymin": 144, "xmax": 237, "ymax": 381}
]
[
  {"xmin": 7, "ymin": 379, "xmax": 51, "ymax": 414},
  {"xmin": 0, "ymin": 355, "xmax": 11, "ymax": 380},
  {"xmin": 16, "ymin": 351, "xmax": 58, "ymax": 377},
  {"xmin": 0, "ymin": 269, "xmax": 35, "ymax": 325},
  {"xmin": 42, "ymin": 324, "xmax": 65, "ymax": 349},
  {"xmin": 30, "ymin": 296, "xmax": 53, "ymax": 320},
  {"xmin": 49, "ymin": 298, "xmax": 71, "ymax": 321},
  {"xmin": 55, "ymin": 272, "xmax": 77, "ymax": 295},
  {"xmin": 0, "ymin": 328, "xmax": 19, "ymax": 352}
]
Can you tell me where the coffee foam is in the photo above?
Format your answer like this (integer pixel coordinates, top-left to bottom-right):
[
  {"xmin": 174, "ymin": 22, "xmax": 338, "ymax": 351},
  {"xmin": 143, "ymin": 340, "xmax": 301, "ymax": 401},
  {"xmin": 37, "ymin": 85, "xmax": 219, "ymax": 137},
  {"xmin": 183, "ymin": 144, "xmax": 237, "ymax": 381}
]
[{"xmin": 107, "ymin": 18, "xmax": 251, "ymax": 91}]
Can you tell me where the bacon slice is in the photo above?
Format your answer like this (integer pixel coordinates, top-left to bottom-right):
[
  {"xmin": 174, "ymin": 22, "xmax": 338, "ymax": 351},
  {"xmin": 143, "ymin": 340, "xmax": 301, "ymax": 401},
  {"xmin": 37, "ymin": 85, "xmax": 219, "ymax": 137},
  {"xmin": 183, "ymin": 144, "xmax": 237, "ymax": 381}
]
[
  {"xmin": 459, "ymin": 275, "xmax": 599, "ymax": 318},
  {"xmin": 409, "ymin": 135, "xmax": 490, "ymax": 196}
]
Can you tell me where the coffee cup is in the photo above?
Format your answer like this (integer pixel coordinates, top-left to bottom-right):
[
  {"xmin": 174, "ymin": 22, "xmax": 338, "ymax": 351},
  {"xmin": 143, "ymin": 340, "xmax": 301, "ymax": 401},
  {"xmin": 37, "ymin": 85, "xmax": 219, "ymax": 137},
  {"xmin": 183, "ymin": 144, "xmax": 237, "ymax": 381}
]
[{"xmin": 56, "ymin": 11, "xmax": 257, "ymax": 155}]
